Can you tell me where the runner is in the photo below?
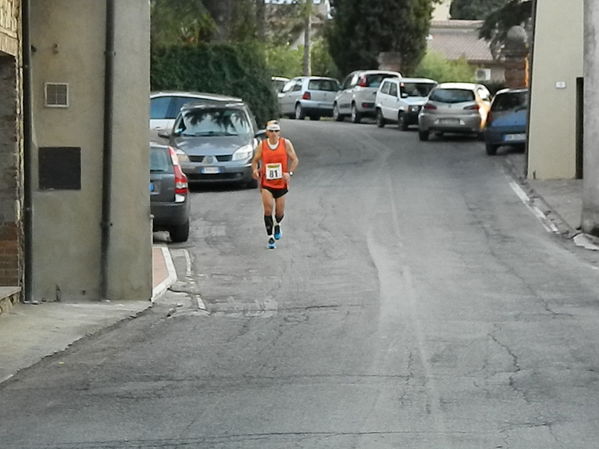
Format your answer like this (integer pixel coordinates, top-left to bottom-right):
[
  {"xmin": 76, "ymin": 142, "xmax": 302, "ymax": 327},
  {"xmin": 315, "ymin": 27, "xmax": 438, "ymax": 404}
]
[{"xmin": 251, "ymin": 120, "xmax": 299, "ymax": 249}]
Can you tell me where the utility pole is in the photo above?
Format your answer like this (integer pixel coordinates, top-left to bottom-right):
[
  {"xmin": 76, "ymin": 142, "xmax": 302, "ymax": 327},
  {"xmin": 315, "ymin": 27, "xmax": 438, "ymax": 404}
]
[
  {"xmin": 303, "ymin": 0, "xmax": 313, "ymax": 76},
  {"xmin": 582, "ymin": 0, "xmax": 599, "ymax": 235}
]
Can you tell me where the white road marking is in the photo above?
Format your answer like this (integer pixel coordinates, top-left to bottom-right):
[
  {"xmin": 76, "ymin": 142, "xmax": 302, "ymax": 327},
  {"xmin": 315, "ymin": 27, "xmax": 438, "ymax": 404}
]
[{"xmin": 509, "ymin": 181, "xmax": 560, "ymax": 234}]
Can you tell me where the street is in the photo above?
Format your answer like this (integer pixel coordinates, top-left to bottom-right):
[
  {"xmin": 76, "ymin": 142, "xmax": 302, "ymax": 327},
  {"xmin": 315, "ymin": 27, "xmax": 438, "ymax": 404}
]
[{"xmin": 3, "ymin": 119, "xmax": 599, "ymax": 448}]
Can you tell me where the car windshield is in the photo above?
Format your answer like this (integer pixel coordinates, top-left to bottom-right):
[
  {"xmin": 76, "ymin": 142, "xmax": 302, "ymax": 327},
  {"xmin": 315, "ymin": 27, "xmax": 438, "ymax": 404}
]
[
  {"xmin": 430, "ymin": 88, "xmax": 475, "ymax": 103},
  {"xmin": 492, "ymin": 91, "xmax": 529, "ymax": 112},
  {"xmin": 308, "ymin": 79, "xmax": 338, "ymax": 91},
  {"xmin": 400, "ymin": 82, "xmax": 436, "ymax": 97},
  {"xmin": 176, "ymin": 108, "xmax": 252, "ymax": 137},
  {"xmin": 150, "ymin": 148, "xmax": 171, "ymax": 173}
]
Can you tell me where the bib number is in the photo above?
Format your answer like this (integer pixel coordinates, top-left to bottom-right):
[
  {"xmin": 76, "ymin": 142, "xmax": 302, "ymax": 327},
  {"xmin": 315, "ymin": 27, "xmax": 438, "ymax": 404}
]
[{"xmin": 265, "ymin": 163, "xmax": 283, "ymax": 180}]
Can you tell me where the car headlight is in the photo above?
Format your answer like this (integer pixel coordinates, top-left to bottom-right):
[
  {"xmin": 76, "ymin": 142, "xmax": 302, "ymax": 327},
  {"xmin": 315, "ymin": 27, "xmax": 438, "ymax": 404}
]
[
  {"xmin": 408, "ymin": 105, "xmax": 420, "ymax": 113},
  {"xmin": 232, "ymin": 144, "xmax": 253, "ymax": 161},
  {"xmin": 175, "ymin": 149, "xmax": 190, "ymax": 163}
]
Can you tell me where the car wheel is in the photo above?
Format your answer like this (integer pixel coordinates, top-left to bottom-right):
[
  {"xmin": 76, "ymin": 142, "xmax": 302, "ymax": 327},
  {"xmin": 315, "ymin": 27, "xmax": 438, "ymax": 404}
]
[
  {"xmin": 170, "ymin": 220, "xmax": 190, "ymax": 243},
  {"xmin": 486, "ymin": 143, "xmax": 498, "ymax": 155},
  {"xmin": 418, "ymin": 130, "xmax": 429, "ymax": 141},
  {"xmin": 398, "ymin": 112, "xmax": 408, "ymax": 131},
  {"xmin": 351, "ymin": 104, "xmax": 361, "ymax": 123},
  {"xmin": 295, "ymin": 103, "xmax": 305, "ymax": 120},
  {"xmin": 376, "ymin": 109, "xmax": 385, "ymax": 128},
  {"xmin": 333, "ymin": 103, "xmax": 343, "ymax": 121}
]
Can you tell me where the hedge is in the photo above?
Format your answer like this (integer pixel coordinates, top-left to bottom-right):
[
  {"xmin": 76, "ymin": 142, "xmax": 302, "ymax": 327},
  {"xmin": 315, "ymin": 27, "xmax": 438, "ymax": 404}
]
[{"xmin": 151, "ymin": 43, "xmax": 278, "ymax": 127}]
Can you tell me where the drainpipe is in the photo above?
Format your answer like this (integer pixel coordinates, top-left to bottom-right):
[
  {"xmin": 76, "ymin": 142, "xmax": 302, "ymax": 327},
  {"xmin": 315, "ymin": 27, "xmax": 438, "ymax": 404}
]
[
  {"xmin": 22, "ymin": 0, "xmax": 33, "ymax": 302},
  {"xmin": 100, "ymin": 0, "xmax": 115, "ymax": 299}
]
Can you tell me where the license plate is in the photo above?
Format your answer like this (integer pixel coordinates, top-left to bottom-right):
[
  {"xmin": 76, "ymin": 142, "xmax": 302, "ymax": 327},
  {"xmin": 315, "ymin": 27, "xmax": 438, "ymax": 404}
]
[
  {"xmin": 504, "ymin": 133, "xmax": 526, "ymax": 142},
  {"xmin": 202, "ymin": 166, "xmax": 221, "ymax": 174},
  {"xmin": 439, "ymin": 118, "xmax": 459, "ymax": 125}
]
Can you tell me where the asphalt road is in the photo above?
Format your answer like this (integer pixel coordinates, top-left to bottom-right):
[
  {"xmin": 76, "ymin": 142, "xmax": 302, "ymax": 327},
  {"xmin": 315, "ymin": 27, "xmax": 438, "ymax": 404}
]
[{"xmin": 3, "ymin": 119, "xmax": 599, "ymax": 448}]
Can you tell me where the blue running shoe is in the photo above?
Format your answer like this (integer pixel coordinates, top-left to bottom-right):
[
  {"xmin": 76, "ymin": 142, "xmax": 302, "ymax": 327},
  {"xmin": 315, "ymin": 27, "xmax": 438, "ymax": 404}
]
[
  {"xmin": 267, "ymin": 236, "xmax": 276, "ymax": 249},
  {"xmin": 274, "ymin": 225, "xmax": 282, "ymax": 240}
]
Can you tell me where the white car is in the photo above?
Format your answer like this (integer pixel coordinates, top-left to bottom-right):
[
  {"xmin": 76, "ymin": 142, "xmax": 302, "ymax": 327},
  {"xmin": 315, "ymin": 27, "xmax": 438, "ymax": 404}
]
[
  {"xmin": 333, "ymin": 70, "xmax": 402, "ymax": 123},
  {"xmin": 150, "ymin": 91, "xmax": 242, "ymax": 141},
  {"xmin": 375, "ymin": 77, "xmax": 437, "ymax": 130},
  {"xmin": 278, "ymin": 76, "xmax": 340, "ymax": 120}
]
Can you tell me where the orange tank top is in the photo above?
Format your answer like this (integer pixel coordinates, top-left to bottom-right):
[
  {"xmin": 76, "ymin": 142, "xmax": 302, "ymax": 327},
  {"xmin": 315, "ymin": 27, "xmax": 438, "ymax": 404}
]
[{"xmin": 260, "ymin": 137, "xmax": 288, "ymax": 189}]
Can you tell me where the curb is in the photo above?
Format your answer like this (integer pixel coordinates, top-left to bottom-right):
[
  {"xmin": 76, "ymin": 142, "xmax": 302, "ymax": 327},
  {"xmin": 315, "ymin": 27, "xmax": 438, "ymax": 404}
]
[{"xmin": 151, "ymin": 246, "xmax": 178, "ymax": 302}]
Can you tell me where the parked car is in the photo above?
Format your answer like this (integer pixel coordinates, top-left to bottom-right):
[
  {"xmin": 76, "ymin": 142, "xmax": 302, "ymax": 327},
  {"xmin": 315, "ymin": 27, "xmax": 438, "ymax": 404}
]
[
  {"xmin": 278, "ymin": 76, "xmax": 340, "ymax": 120},
  {"xmin": 484, "ymin": 88, "xmax": 529, "ymax": 155},
  {"xmin": 150, "ymin": 91, "xmax": 242, "ymax": 141},
  {"xmin": 167, "ymin": 101, "xmax": 262, "ymax": 187},
  {"xmin": 417, "ymin": 82, "xmax": 492, "ymax": 141},
  {"xmin": 150, "ymin": 143, "xmax": 191, "ymax": 242},
  {"xmin": 333, "ymin": 70, "xmax": 402, "ymax": 123},
  {"xmin": 375, "ymin": 77, "xmax": 437, "ymax": 130},
  {"xmin": 271, "ymin": 76, "xmax": 290, "ymax": 93}
]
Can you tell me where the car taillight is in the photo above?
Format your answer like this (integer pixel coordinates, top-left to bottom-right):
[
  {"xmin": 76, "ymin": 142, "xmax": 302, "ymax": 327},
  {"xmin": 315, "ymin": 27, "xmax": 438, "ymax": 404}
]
[
  {"xmin": 302, "ymin": 91, "xmax": 311, "ymax": 100},
  {"xmin": 423, "ymin": 103, "xmax": 437, "ymax": 110},
  {"xmin": 464, "ymin": 104, "xmax": 480, "ymax": 111},
  {"xmin": 357, "ymin": 76, "xmax": 369, "ymax": 87},
  {"xmin": 169, "ymin": 146, "xmax": 188, "ymax": 195}
]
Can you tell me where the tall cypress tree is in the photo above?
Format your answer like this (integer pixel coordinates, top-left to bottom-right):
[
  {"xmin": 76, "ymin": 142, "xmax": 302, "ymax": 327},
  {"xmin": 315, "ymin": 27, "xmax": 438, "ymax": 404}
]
[
  {"xmin": 326, "ymin": 0, "xmax": 437, "ymax": 76},
  {"xmin": 449, "ymin": 0, "xmax": 508, "ymax": 20}
]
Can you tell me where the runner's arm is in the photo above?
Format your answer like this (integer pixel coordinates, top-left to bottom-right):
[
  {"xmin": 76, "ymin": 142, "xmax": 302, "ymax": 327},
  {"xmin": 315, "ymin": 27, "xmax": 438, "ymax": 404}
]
[
  {"xmin": 251, "ymin": 144, "xmax": 263, "ymax": 179},
  {"xmin": 285, "ymin": 139, "xmax": 299, "ymax": 174}
]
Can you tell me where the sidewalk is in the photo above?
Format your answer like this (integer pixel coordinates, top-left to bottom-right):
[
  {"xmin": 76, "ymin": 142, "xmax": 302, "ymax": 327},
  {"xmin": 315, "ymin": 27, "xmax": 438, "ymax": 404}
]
[{"xmin": 0, "ymin": 245, "xmax": 177, "ymax": 384}]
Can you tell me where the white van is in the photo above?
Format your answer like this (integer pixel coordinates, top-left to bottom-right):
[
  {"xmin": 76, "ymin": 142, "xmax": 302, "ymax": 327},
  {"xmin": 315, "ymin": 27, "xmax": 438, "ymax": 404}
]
[{"xmin": 375, "ymin": 78, "xmax": 437, "ymax": 130}]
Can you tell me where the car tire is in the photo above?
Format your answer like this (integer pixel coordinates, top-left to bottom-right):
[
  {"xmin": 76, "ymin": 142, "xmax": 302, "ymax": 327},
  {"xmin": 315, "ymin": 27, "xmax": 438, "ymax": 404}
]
[
  {"xmin": 376, "ymin": 109, "xmax": 385, "ymax": 128},
  {"xmin": 398, "ymin": 112, "xmax": 408, "ymax": 131},
  {"xmin": 485, "ymin": 143, "xmax": 498, "ymax": 155},
  {"xmin": 333, "ymin": 103, "xmax": 343, "ymax": 122},
  {"xmin": 295, "ymin": 104, "xmax": 305, "ymax": 120},
  {"xmin": 170, "ymin": 220, "xmax": 190, "ymax": 243},
  {"xmin": 351, "ymin": 104, "xmax": 361, "ymax": 124},
  {"xmin": 418, "ymin": 130, "xmax": 429, "ymax": 141}
]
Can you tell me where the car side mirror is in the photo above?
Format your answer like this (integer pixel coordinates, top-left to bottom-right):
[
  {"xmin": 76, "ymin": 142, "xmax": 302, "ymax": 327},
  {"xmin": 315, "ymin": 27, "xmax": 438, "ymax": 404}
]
[
  {"xmin": 400, "ymin": 92, "xmax": 409, "ymax": 99},
  {"xmin": 157, "ymin": 129, "xmax": 171, "ymax": 138}
]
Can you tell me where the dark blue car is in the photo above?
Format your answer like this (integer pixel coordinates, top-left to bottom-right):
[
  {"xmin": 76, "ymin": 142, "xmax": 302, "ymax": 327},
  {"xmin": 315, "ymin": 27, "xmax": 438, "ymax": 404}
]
[{"xmin": 484, "ymin": 88, "xmax": 528, "ymax": 155}]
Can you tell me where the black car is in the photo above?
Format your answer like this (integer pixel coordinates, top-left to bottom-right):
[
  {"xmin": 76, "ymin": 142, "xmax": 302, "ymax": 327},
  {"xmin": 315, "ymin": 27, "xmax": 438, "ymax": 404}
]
[{"xmin": 150, "ymin": 143, "xmax": 191, "ymax": 242}]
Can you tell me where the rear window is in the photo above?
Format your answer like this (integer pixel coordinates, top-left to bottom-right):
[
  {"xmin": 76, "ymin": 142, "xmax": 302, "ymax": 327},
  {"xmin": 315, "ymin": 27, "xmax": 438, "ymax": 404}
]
[
  {"xmin": 364, "ymin": 73, "xmax": 398, "ymax": 88},
  {"xmin": 308, "ymin": 79, "xmax": 338, "ymax": 92},
  {"xmin": 150, "ymin": 148, "xmax": 172, "ymax": 173},
  {"xmin": 492, "ymin": 91, "xmax": 529, "ymax": 112},
  {"xmin": 429, "ymin": 88, "xmax": 475, "ymax": 103},
  {"xmin": 400, "ymin": 82, "xmax": 436, "ymax": 97},
  {"xmin": 150, "ymin": 97, "xmax": 170, "ymax": 120}
]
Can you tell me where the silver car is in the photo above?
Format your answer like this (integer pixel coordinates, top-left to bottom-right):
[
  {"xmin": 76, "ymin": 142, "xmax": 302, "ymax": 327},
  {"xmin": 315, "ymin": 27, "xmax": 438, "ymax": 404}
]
[
  {"xmin": 417, "ymin": 82, "xmax": 492, "ymax": 141},
  {"xmin": 168, "ymin": 101, "xmax": 262, "ymax": 188},
  {"xmin": 278, "ymin": 76, "xmax": 340, "ymax": 120},
  {"xmin": 333, "ymin": 70, "xmax": 402, "ymax": 123}
]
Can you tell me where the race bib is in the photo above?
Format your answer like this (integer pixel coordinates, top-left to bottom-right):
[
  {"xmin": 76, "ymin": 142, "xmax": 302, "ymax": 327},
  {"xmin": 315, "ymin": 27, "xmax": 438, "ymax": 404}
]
[{"xmin": 265, "ymin": 163, "xmax": 283, "ymax": 180}]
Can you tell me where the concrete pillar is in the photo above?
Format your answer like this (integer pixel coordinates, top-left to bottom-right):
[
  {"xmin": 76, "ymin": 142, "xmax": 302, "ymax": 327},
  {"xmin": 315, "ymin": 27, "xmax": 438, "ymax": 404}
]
[
  {"xmin": 502, "ymin": 26, "xmax": 529, "ymax": 89},
  {"xmin": 582, "ymin": 0, "xmax": 599, "ymax": 235}
]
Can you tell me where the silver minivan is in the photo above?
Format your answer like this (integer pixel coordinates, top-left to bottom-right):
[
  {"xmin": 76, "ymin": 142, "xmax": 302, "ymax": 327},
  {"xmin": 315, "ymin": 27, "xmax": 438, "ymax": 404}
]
[
  {"xmin": 278, "ymin": 76, "xmax": 340, "ymax": 120},
  {"xmin": 333, "ymin": 70, "xmax": 402, "ymax": 123},
  {"xmin": 375, "ymin": 77, "xmax": 437, "ymax": 130}
]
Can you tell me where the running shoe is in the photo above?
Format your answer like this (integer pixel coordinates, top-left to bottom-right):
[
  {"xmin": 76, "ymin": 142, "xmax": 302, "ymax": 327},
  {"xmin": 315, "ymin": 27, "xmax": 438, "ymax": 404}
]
[
  {"xmin": 267, "ymin": 236, "xmax": 276, "ymax": 249},
  {"xmin": 274, "ymin": 224, "xmax": 282, "ymax": 240}
]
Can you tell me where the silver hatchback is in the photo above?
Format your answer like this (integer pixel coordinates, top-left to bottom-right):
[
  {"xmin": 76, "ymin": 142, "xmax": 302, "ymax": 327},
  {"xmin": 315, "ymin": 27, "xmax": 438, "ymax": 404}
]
[
  {"xmin": 417, "ymin": 82, "xmax": 492, "ymax": 141},
  {"xmin": 278, "ymin": 76, "xmax": 340, "ymax": 120}
]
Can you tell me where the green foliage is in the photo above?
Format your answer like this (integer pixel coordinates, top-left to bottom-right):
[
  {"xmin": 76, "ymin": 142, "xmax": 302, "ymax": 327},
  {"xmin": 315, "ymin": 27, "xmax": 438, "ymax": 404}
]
[
  {"xmin": 479, "ymin": 0, "xmax": 533, "ymax": 58},
  {"xmin": 450, "ymin": 0, "xmax": 508, "ymax": 20},
  {"xmin": 151, "ymin": 44, "xmax": 277, "ymax": 127},
  {"xmin": 311, "ymin": 39, "xmax": 339, "ymax": 78},
  {"xmin": 413, "ymin": 51, "xmax": 475, "ymax": 83},
  {"xmin": 264, "ymin": 44, "xmax": 304, "ymax": 78},
  {"xmin": 326, "ymin": 0, "xmax": 436, "ymax": 75},
  {"xmin": 150, "ymin": 0, "xmax": 216, "ymax": 46}
]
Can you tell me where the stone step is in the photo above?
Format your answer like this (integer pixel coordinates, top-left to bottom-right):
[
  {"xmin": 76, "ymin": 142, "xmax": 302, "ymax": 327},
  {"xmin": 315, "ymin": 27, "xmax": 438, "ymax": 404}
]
[{"xmin": 0, "ymin": 287, "xmax": 21, "ymax": 317}]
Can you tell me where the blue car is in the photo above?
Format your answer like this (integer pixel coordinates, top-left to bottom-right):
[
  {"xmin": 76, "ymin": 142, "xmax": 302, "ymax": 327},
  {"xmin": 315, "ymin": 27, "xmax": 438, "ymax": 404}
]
[{"xmin": 484, "ymin": 88, "xmax": 529, "ymax": 155}]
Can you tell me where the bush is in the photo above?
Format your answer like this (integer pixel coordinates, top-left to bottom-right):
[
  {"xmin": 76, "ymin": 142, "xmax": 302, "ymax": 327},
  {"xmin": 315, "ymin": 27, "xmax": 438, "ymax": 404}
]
[
  {"xmin": 412, "ymin": 50, "xmax": 475, "ymax": 83},
  {"xmin": 151, "ymin": 43, "xmax": 278, "ymax": 127}
]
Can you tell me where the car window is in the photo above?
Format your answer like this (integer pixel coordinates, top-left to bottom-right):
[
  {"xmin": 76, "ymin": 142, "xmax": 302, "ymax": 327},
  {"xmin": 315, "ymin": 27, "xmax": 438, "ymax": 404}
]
[
  {"xmin": 389, "ymin": 83, "xmax": 398, "ymax": 97},
  {"xmin": 292, "ymin": 81, "xmax": 302, "ymax": 92},
  {"xmin": 380, "ymin": 81, "xmax": 390, "ymax": 95},
  {"xmin": 170, "ymin": 96, "xmax": 201, "ymax": 119},
  {"xmin": 308, "ymin": 79, "xmax": 338, "ymax": 92},
  {"xmin": 365, "ymin": 73, "xmax": 398, "ymax": 88},
  {"xmin": 150, "ymin": 147, "xmax": 172, "ymax": 173},
  {"xmin": 281, "ymin": 80, "xmax": 294, "ymax": 93},
  {"xmin": 400, "ymin": 82, "xmax": 435, "ymax": 97},
  {"xmin": 492, "ymin": 91, "xmax": 529, "ymax": 112},
  {"xmin": 429, "ymin": 88, "xmax": 475, "ymax": 103},
  {"xmin": 150, "ymin": 97, "xmax": 171, "ymax": 120},
  {"xmin": 175, "ymin": 107, "xmax": 252, "ymax": 137}
]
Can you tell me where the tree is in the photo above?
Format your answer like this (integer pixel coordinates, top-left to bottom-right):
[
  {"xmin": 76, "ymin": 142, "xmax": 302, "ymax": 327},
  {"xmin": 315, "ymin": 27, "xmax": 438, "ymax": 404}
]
[
  {"xmin": 326, "ymin": 0, "xmax": 438, "ymax": 76},
  {"xmin": 150, "ymin": 0, "xmax": 216, "ymax": 47},
  {"xmin": 449, "ymin": 0, "xmax": 508, "ymax": 20},
  {"xmin": 478, "ymin": 0, "xmax": 533, "ymax": 58}
]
